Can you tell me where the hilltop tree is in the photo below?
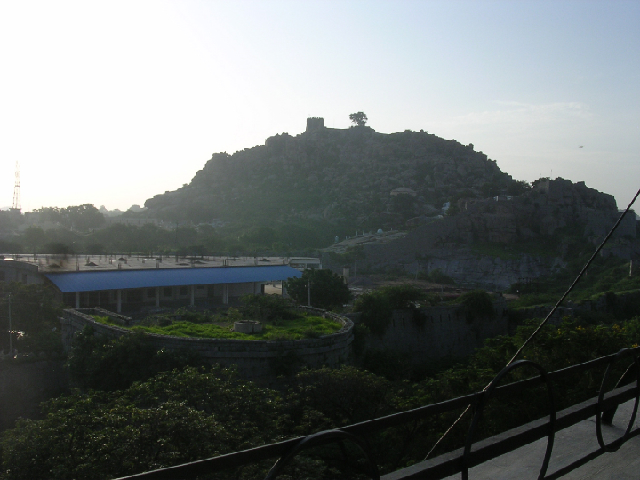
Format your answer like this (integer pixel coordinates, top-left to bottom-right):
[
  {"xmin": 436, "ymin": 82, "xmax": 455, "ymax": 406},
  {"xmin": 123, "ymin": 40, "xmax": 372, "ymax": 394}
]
[{"xmin": 349, "ymin": 111, "xmax": 368, "ymax": 127}]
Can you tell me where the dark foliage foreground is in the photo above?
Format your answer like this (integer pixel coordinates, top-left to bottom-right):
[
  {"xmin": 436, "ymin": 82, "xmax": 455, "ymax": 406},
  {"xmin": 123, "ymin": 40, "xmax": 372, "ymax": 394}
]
[{"xmin": 1, "ymin": 316, "xmax": 639, "ymax": 479}]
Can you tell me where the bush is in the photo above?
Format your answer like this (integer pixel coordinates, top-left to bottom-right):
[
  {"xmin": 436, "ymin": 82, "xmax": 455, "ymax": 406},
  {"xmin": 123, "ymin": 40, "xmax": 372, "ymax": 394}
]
[
  {"xmin": 354, "ymin": 285, "xmax": 429, "ymax": 336},
  {"xmin": 0, "ymin": 366, "xmax": 283, "ymax": 480},
  {"xmin": 353, "ymin": 290, "xmax": 392, "ymax": 335},
  {"xmin": 419, "ymin": 268, "xmax": 456, "ymax": 285},
  {"xmin": 457, "ymin": 290, "xmax": 494, "ymax": 322},
  {"xmin": 67, "ymin": 326, "xmax": 205, "ymax": 391},
  {"xmin": 381, "ymin": 284, "xmax": 428, "ymax": 309},
  {"xmin": 240, "ymin": 294, "xmax": 296, "ymax": 323}
]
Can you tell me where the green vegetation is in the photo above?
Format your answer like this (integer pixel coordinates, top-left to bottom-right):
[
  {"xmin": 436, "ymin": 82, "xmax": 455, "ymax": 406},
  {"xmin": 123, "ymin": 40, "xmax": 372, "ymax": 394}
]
[
  {"xmin": 3, "ymin": 209, "xmax": 344, "ymax": 257},
  {"xmin": 129, "ymin": 314, "xmax": 341, "ymax": 340},
  {"xmin": 240, "ymin": 293, "xmax": 297, "ymax": 323},
  {"xmin": 354, "ymin": 285, "xmax": 431, "ymax": 335},
  {"xmin": 93, "ymin": 296, "xmax": 342, "ymax": 341},
  {"xmin": 67, "ymin": 327, "xmax": 205, "ymax": 391},
  {"xmin": 31, "ymin": 204, "xmax": 105, "ymax": 232},
  {"xmin": 418, "ymin": 267, "xmax": 456, "ymax": 284},
  {"xmin": 452, "ymin": 290, "xmax": 494, "ymax": 322},
  {"xmin": 285, "ymin": 268, "xmax": 351, "ymax": 310},
  {"xmin": 91, "ymin": 315, "xmax": 126, "ymax": 327},
  {"xmin": 349, "ymin": 111, "xmax": 368, "ymax": 126},
  {"xmin": 0, "ymin": 124, "xmax": 530, "ymax": 256},
  {"xmin": 0, "ymin": 366, "xmax": 282, "ymax": 480},
  {"xmin": 510, "ymin": 257, "xmax": 640, "ymax": 308},
  {"xmin": 0, "ymin": 283, "xmax": 63, "ymax": 357},
  {"xmin": 3, "ymin": 316, "xmax": 639, "ymax": 479}
]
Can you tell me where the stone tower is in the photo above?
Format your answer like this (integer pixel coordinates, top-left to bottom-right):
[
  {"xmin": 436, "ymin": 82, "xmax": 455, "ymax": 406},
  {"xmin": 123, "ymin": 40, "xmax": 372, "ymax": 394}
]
[{"xmin": 306, "ymin": 117, "xmax": 324, "ymax": 132}]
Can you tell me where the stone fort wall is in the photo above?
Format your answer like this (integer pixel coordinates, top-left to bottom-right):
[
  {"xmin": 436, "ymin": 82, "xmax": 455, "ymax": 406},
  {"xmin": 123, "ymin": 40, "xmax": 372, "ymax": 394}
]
[
  {"xmin": 360, "ymin": 298, "xmax": 509, "ymax": 362},
  {"xmin": 60, "ymin": 307, "xmax": 353, "ymax": 382}
]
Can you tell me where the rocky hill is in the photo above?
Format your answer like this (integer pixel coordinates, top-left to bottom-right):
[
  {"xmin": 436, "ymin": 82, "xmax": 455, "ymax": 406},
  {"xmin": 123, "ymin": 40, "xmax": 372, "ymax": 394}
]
[
  {"xmin": 144, "ymin": 118, "xmax": 522, "ymax": 231},
  {"xmin": 144, "ymin": 117, "xmax": 638, "ymax": 288},
  {"xmin": 322, "ymin": 178, "xmax": 638, "ymax": 289}
]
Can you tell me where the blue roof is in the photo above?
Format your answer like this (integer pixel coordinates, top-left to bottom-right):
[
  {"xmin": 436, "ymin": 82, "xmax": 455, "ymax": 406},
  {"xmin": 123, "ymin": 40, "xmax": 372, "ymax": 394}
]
[{"xmin": 44, "ymin": 265, "xmax": 302, "ymax": 293}]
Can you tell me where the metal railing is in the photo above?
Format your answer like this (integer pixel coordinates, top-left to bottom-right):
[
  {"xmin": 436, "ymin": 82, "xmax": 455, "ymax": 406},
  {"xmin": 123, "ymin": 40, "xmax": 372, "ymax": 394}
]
[{"xmin": 115, "ymin": 347, "xmax": 639, "ymax": 480}]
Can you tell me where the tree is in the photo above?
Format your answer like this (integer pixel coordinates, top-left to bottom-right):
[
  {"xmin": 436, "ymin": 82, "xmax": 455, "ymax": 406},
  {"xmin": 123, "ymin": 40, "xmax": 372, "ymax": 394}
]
[
  {"xmin": 62, "ymin": 204, "xmax": 105, "ymax": 231},
  {"xmin": 240, "ymin": 293, "xmax": 296, "ymax": 323},
  {"xmin": 287, "ymin": 366, "xmax": 395, "ymax": 431},
  {"xmin": 353, "ymin": 290, "xmax": 392, "ymax": 335},
  {"xmin": 0, "ymin": 283, "xmax": 63, "ymax": 355},
  {"xmin": 349, "ymin": 111, "xmax": 368, "ymax": 127},
  {"xmin": 381, "ymin": 284, "xmax": 427, "ymax": 310},
  {"xmin": 353, "ymin": 285, "xmax": 427, "ymax": 335},
  {"xmin": 458, "ymin": 290, "xmax": 494, "ymax": 322},
  {"xmin": 419, "ymin": 268, "xmax": 456, "ymax": 285},
  {"xmin": 21, "ymin": 226, "xmax": 46, "ymax": 253},
  {"xmin": 67, "ymin": 326, "xmax": 205, "ymax": 391},
  {"xmin": 0, "ymin": 366, "xmax": 284, "ymax": 480},
  {"xmin": 507, "ymin": 179, "xmax": 531, "ymax": 196},
  {"xmin": 285, "ymin": 269, "xmax": 350, "ymax": 310}
]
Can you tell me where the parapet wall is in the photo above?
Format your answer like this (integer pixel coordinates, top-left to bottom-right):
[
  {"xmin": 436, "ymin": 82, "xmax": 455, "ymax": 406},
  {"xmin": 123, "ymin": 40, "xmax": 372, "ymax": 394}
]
[{"xmin": 60, "ymin": 307, "xmax": 353, "ymax": 382}]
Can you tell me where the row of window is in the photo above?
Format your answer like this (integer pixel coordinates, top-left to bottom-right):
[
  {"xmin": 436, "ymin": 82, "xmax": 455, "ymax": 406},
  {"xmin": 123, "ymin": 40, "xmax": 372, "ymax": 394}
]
[
  {"xmin": 145, "ymin": 285, "xmax": 207, "ymax": 298},
  {"xmin": 64, "ymin": 286, "xmax": 208, "ymax": 305},
  {"xmin": 64, "ymin": 283, "xmax": 260, "ymax": 307}
]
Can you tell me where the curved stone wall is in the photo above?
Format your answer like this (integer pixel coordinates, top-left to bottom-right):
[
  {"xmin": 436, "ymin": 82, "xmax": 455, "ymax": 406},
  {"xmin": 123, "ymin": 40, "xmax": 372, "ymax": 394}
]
[{"xmin": 60, "ymin": 307, "xmax": 353, "ymax": 382}]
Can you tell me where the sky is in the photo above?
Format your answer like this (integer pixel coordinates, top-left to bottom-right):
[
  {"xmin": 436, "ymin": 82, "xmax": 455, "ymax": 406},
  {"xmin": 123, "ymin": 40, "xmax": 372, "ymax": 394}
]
[{"xmin": 0, "ymin": 0, "xmax": 638, "ymax": 212}]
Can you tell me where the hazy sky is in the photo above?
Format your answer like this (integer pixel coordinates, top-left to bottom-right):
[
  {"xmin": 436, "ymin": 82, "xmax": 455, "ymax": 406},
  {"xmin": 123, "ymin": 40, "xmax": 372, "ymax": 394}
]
[{"xmin": 1, "ymin": 0, "xmax": 638, "ymax": 212}]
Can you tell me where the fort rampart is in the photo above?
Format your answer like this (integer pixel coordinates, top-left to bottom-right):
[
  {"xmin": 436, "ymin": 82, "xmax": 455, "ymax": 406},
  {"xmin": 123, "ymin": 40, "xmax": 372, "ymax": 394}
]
[
  {"xmin": 60, "ymin": 307, "xmax": 353, "ymax": 382},
  {"xmin": 358, "ymin": 298, "xmax": 509, "ymax": 362}
]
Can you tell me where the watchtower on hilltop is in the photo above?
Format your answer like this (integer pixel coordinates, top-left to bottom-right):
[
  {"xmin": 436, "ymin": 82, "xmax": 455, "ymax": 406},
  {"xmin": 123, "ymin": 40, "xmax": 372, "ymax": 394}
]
[{"xmin": 306, "ymin": 117, "xmax": 324, "ymax": 132}]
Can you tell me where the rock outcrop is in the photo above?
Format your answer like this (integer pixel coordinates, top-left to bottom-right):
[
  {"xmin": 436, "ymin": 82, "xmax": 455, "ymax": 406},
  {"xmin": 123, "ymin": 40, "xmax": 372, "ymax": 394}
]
[
  {"xmin": 144, "ymin": 120, "xmax": 518, "ymax": 228},
  {"xmin": 323, "ymin": 178, "xmax": 637, "ymax": 289}
]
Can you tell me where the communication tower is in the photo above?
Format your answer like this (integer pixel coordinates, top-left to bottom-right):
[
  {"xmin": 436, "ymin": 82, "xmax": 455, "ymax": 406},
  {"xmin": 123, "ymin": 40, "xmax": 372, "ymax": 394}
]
[{"xmin": 11, "ymin": 161, "xmax": 20, "ymax": 212}]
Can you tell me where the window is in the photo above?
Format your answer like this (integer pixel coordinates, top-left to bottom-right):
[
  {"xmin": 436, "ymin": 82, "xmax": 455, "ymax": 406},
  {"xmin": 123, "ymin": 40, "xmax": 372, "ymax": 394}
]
[
  {"xmin": 147, "ymin": 288, "xmax": 156, "ymax": 298},
  {"xmin": 179, "ymin": 286, "xmax": 188, "ymax": 296},
  {"xmin": 164, "ymin": 287, "xmax": 172, "ymax": 297}
]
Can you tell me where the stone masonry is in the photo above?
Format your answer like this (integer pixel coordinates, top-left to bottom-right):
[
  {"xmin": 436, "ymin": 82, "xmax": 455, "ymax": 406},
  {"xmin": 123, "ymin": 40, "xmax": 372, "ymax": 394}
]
[{"xmin": 60, "ymin": 307, "xmax": 353, "ymax": 382}]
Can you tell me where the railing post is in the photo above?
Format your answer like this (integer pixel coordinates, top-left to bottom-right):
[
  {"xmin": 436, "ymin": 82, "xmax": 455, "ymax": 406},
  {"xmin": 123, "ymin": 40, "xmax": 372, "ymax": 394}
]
[
  {"xmin": 462, "ymin": 360, "xmax": 556, "ymax": 480},
  {"xmin": 596, "ymin": 348, "xmax": 640, "ymax": 452}
]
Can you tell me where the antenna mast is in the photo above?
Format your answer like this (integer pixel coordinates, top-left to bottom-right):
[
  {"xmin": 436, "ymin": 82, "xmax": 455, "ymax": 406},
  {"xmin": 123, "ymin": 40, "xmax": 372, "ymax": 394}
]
[{"xmin": 11, "ymin": 161, "xmax": 20, "ymax": 212}]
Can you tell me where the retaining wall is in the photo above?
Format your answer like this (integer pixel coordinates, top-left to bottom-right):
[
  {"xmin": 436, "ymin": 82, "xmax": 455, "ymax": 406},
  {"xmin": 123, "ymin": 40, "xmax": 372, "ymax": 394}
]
[
  {"xmin": 362, "ymin": 299, "xmax": 509, "ymax": 361},
  {"xmin": 60, "ymin": 307, "xmax": 353, "ymax": 382}
]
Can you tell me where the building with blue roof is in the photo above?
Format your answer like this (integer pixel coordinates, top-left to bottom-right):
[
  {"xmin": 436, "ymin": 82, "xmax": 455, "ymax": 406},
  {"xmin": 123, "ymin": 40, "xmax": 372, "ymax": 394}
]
[
  {"xmin": 42, "ymin": 263, "xmax": 302, "ymax": 313},
  {"xmin": 2, "ymin": 255, "xmax": 307, "ymax": 313}
]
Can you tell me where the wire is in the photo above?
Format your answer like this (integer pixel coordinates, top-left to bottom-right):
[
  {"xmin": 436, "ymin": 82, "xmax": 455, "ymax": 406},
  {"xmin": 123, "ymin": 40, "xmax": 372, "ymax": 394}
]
[
  {"xmin": 424, "ymin": 186, "xmax": 640, "ymax": 460},
  {"xmin": 504, "ymin": 187, "xmax": 640, "ymax": 367}
]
